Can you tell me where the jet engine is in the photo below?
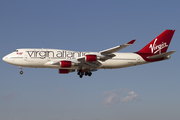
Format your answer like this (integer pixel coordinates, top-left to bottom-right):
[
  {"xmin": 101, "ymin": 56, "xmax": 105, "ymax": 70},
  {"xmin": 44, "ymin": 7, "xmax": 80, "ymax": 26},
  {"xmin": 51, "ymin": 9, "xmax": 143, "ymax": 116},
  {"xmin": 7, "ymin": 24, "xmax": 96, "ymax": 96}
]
[
  {"xmin": 60, "ymin": 61, "xmax": 71, "ymax": 67},
  {"xmin": 85, "ymin": 55, "xmax": 97, "ymax": 62},
  {"xmin": 59, "ymin": 69, "xmax": 75, "ymax": 74},
  {"xmin": 59, "ymin": 69, "xmax": 69, "ymax": 74}
]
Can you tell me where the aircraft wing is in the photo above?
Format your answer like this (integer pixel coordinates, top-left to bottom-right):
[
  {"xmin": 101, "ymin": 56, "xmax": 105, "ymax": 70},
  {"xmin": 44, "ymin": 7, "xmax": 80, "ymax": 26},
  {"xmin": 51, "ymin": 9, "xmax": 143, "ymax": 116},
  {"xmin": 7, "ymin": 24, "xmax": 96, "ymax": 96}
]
[
  {"xmin": 49, "ymin": 40, "xmax": 136, "ymax": 70},
  {"xmin": 75, "ymin": 40, "xmax": 136, "ymax": 69},
  {"xmin": 49, "ymin": 58, "xmax": 101, "ymax": 70},
  {"xmin": 79, "ymin": 60, "xmax": 102, "ymax": 69},
  {"xmin": 77, "ymin": 57, "xmax": 102, "ymax": 69},
  {"xmin": 99, "ymin": 39, "xmax": 136, "ymax": 55}
]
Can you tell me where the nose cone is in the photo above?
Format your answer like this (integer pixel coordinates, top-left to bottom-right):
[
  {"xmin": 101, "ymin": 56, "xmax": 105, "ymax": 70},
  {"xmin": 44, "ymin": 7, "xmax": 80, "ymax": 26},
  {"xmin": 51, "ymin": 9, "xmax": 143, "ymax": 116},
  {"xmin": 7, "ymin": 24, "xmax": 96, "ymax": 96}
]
[
  {"xmin": 2, "ymin": 55, "xmax": 10, "ymax": 63},
  {"xmin": 3, "ymin": 52, "xmax": 17, "ymax": 65},
  {"xmin": 2, "ymin": 56, "xmax": 6, "ymax": 62}
]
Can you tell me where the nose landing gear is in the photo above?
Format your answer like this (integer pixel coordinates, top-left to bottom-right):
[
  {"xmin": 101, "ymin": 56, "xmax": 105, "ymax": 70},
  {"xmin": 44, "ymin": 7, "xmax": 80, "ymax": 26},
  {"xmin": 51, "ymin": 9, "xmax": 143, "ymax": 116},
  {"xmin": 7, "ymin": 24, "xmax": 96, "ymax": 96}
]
[
  {"xmin": 19, "ymin": 66, "xmax": 23, "ymax": 75},
  {"xmin": 20, "ymin": 71, "xmax": 23, "ymax": 74}
]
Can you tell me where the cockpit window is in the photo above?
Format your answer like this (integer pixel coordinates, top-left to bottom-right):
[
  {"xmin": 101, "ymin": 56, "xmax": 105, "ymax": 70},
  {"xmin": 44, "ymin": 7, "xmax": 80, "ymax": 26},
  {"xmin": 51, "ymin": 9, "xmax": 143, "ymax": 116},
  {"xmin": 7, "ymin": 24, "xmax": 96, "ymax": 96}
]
[{"xmin": 14, "ymin": 50, "xmax": 18, "ymax": 52}]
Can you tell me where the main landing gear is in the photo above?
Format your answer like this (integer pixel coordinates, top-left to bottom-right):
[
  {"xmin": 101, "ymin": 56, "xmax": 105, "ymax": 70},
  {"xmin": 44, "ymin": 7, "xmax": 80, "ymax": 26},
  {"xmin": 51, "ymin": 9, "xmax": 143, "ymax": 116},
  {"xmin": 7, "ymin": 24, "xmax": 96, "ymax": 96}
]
[
  {"xmin": 77, "ymin": 69, "xmax": 92, "ymax": 78},
  {"xmin": 19, "ymin": 66, "xmax": 23, "ymax": 75}
]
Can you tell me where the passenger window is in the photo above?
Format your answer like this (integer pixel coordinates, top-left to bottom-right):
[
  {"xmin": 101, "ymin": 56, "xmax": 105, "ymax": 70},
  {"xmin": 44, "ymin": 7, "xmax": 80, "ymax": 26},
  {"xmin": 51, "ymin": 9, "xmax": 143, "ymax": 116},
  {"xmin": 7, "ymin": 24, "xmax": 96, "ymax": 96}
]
[{"xmin": 14, "ymin": 50, "xmax": 18, "ymax": 52}]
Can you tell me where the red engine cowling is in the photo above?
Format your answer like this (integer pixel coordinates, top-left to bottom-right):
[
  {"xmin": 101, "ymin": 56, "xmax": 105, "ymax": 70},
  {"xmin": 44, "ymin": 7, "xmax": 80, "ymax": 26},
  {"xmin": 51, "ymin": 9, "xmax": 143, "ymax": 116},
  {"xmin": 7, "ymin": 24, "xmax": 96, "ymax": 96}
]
[
  {"xmin": 85, "ymin": 55, "xmax": 97, "ymax": 62},
  {"xmin": 60, "ymin": 61, "xmax": 71, "ymax": 67},
  {"xmin": 59, "ymin": 69, "xmax": 69, "ymax": 74}
]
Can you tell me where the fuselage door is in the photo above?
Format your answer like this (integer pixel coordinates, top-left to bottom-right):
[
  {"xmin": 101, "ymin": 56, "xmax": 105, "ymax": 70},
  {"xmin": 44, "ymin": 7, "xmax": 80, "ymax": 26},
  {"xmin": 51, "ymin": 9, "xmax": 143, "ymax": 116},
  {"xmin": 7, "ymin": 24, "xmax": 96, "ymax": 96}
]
[{"xmin": 24, "ymin": 52, "xmax": 28, "ymax": 61}]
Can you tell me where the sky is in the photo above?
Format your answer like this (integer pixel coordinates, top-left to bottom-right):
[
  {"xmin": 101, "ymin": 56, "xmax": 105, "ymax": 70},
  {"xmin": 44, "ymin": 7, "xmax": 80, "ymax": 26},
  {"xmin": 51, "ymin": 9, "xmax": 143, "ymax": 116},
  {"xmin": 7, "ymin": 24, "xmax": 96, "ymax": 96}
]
[{"xmin": 0, "ymin": 0, "xmax": 180, "ymax": 120}]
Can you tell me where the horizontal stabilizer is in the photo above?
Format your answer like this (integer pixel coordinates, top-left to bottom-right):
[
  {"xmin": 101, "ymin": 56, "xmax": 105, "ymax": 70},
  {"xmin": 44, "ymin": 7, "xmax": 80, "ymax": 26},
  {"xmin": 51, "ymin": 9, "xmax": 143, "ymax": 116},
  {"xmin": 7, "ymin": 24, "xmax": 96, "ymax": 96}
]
[{"xmin": 147, "ymin": 50, "xmax": 176, "ymax": 59}]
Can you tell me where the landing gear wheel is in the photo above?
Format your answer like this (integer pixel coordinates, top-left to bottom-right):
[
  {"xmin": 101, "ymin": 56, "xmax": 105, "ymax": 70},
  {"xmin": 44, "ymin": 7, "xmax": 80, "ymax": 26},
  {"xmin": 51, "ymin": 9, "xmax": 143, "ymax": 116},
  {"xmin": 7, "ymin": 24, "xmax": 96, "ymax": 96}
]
[
  {"xmin": 77, "ymin": 69, "xmax": 92, "ymax": 78},
  {"xmin": 80, "ymin": 75, "xmax": 83, "ymax": 78},
  {"xmin": 88, "ymin": 72, "xmax": 92, "ymax": 76},
  {"xmin": 85, "ymin": 72, "xmax": 88, "ymax": 76},
  {"xmin": 19, "ymin": 66, "xmax": 23, "ymax": 75},
  {"xmin": 78, "ymin": 69, "xmax": 84, "ymax": 78},
  {"xmin": 20, "ymin": 71, "xmax": 23, "ymax": 75}
]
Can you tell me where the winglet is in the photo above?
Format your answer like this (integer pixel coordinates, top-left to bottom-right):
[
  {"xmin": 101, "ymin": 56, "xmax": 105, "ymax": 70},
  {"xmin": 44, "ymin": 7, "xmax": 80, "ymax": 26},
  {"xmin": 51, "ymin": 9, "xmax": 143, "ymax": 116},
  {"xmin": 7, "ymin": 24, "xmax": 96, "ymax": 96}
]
[{"xmin": 126, "ymin": 39, "xmax": 136, "ymax": 44}]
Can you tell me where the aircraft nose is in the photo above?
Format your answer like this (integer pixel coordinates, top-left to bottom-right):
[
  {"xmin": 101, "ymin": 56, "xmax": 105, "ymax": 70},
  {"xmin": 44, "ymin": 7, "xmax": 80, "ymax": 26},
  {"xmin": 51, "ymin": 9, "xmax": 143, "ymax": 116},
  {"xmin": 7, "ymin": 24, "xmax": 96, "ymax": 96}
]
[
  {"xmin": 2, "ymin": 56, "xmax": 6, "ymax": 61},
  {"xmin": 2, "ymin": 55, "xmax": 8, "ymax": 62}
]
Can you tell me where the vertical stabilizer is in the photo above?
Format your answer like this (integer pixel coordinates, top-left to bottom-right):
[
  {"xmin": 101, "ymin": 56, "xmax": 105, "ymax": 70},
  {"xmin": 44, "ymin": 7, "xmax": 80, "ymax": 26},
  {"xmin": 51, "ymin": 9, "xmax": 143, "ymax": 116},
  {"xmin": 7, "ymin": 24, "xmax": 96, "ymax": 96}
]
[{"xmin": 138, "ymin": 30, "xmax": 175, "ymax": 54}]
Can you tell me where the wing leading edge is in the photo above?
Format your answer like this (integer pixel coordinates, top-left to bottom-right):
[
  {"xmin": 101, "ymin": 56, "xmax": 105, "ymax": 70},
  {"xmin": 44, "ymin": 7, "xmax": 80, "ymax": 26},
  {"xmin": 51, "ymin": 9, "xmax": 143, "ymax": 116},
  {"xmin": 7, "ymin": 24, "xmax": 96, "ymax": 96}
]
[{"xmin": 99, "ymin": 39, "xmax": 136, "ymax": 55}]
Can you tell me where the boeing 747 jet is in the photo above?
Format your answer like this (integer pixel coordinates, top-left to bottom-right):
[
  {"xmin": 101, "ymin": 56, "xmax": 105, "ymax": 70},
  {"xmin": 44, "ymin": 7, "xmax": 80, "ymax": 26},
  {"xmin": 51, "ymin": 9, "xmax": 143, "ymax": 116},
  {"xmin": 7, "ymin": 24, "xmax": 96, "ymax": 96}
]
[{"xmin": 3, "ymin": 30, "xmax": 176, "ymax": 78}]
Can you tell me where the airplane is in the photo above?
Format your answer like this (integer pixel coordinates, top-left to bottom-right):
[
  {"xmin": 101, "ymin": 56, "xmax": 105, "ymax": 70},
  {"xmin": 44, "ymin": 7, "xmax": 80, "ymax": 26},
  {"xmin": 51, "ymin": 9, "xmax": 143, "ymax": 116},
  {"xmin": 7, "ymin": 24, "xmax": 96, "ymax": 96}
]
[{"xmin": 2, "ymin": 29, "xmax": 176, "ymax": 78}]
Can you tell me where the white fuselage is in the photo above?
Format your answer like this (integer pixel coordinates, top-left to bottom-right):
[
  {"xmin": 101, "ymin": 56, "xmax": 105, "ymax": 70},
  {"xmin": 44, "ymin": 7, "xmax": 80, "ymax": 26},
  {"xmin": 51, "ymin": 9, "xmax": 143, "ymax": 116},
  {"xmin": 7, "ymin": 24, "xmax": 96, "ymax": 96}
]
[{"xmin": 3, "ymin": 48, "xmax": 147, "ymax": 70}]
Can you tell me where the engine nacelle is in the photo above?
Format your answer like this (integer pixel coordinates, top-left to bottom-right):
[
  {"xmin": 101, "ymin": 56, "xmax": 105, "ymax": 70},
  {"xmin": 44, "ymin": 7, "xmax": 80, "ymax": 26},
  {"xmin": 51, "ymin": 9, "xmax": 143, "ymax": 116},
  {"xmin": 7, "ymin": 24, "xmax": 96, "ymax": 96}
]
[
  {"xmin": 85, "ymin": 55, "xmax": 97, "ymax": 62},
  {"xmin": 58, "ymin": 69, "xmax": 75, "ymax": 74},
  {"xmin": 60, "ymin": 61, "xmax": 71, "ymax": 68},
  {"xmin": 59, "ymin": 69, "xmax": 69, "ymax": 74}
]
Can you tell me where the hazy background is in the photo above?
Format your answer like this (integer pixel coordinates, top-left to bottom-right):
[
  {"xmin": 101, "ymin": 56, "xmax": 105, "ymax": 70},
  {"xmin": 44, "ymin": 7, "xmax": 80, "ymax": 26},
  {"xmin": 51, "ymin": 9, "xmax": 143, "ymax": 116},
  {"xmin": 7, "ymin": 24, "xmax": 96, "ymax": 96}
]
[{"xmin": 0, "ymin": 0, "xmax": 180, "ymax": 120}]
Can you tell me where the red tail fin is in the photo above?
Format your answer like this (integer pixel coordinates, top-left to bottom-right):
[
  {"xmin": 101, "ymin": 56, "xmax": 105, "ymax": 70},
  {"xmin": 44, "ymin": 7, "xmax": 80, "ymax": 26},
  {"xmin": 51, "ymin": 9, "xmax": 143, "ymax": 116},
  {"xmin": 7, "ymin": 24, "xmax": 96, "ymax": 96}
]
[{"xmin": 138, "ymin": 30, "xmax": 175, "ymax": 54}]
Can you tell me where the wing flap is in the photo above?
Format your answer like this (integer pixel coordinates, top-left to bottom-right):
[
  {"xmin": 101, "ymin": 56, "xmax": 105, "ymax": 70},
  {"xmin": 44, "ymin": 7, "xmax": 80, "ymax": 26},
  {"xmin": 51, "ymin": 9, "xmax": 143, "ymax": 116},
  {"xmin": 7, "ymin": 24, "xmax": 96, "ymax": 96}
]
[{"xmin": 83, "ymin": 61, "xmax": 102, "ymax": 68}]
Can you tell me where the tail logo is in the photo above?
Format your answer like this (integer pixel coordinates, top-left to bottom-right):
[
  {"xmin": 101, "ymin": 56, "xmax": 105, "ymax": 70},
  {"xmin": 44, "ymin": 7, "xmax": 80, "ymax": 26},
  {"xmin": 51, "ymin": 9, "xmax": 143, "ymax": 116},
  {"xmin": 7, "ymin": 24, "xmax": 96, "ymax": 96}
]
[{"xmin": 149, "ymin": 38, "xmax": 168, "ymax": 54}]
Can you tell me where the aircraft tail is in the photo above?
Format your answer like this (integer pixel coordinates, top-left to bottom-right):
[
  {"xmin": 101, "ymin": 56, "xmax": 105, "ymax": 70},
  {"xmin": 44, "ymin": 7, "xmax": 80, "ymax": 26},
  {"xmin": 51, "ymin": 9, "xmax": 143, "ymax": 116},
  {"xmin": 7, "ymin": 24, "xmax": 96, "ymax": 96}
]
[{"xmin": 138, "ymin": 30, "xmax": 175, "ymax": 54}]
